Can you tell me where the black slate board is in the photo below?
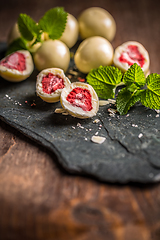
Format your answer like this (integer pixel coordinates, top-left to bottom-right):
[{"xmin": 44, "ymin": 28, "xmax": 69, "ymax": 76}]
[{"xmin": 1, "ymin": 42, "xmax": 160, "ymax": 183}]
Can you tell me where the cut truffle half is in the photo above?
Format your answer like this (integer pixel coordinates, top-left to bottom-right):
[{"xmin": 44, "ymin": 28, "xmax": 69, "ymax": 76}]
[
  {"xmin": 36, "ymin": 68, "xmax": 71, "ymax": 103},
  {"xmin": 113, "ymin": 41, "xmax": 150, "ymax": 76},
  {"xmin": 0, "ymin": 50, "xmax": 34, "ymax": 82},
  {"xmin": 60, "ymin": 82, "xmax": 99, "ymax": 119}
]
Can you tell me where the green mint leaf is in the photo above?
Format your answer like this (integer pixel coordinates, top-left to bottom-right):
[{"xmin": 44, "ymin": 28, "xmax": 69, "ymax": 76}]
[
  {"xmin": 38, "ymin": 7, "xmax": 67, "ymax": 40},
  {"xmin": 126, "ymin": 83, "xmax": 139, "ymax": 92},
  {"xmin": 18, "ymin": 14, "xmax": 40, "ymax": 41},
  {"xmin": 140, "ymin": 73, "xmax": 160, "ymax": 109},
  {"xmin": 5, "ymin": 37, "xmax": 28, "ymax": 56},
  {"xmin": 116, "ymin": 87, "xmax": 141, "ymax": 115},
  {"xmin": 87, "ymin": 66, "xmax": 123, "ymax": 99},
  {"xmin": 123, "ymin": 63, "xmax": 146, "ymax": 88}
]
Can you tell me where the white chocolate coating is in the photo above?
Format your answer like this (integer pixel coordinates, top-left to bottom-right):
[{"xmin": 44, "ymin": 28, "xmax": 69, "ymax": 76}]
[
  {"xmin": 0, "ymin": 50, "xmax": 34, "ymax": 82},
  {"xmin": 60, "ymin": 82, "xmax": 99, "ymax": 119},
  {"xmin": 60, "ymin": 14, "xmax": 79, "ymax": 48},
  {"xmin": 33, "ymin": 40, "xmax": 70, "ymax": 72},
  {"xmin": 78, "ymin": 7, "xmax": 116, "ymax": 42},
  {"xmin": 113, "ymin": 41, "xmax": 150, "ymax": 75},
  {"xmin": 74, "ymin": 36, "xmax": 114, "ymax": 73},
  {"xmin": 36, "ymin": 68, "xmax": 71, "ymax": 103},
  {"xmin": 7, "ymin": 23, "xmax": 21, "ymax": 45}
]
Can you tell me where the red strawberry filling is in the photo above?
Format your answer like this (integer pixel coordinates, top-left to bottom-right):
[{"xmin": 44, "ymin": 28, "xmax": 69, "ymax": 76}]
[
  {"xmin": 0, "ymin": 52, "xmax": 26, "ymax": 71},
  {"xmin": 119, "ymin": 45, "xmax": 145, "ymax": 67},
  {"xmin": 42, "ymin": 73, "xmax": 65, "ymax": 94},
  {"xmin": 66, "ymin": 87, "xmax": 93, "ymax": 111}
]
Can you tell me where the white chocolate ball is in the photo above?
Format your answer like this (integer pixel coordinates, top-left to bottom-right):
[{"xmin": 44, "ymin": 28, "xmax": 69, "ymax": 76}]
[
  {"xmin": 78, "ymin": 7, "xmax": 116, "ymax": 42},
  {"xmin": 7, "ymin": 23, "xmax": 21, "ymax": 45},
  {"xmin": 33, "ymin": 39, "xmax": 70, "ymax": 72},
  {"xmin": 60, "ymin": 13, "xmax": 79, "ymax": 48},
  {"xmin": 74, "ymin": 36, "xmax": 114, "ymax": 73}
]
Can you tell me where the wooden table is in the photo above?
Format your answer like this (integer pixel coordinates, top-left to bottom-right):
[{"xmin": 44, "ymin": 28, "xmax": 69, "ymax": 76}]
[{"xmin": 0, "ymin": 0, "xmax": 160, "ymax": 239}]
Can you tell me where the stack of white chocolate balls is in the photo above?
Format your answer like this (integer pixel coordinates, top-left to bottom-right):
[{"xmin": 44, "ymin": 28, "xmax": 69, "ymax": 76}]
[
  {"xmin": 75, "ymin": 7, "xmax": 149, "ymax": 75},
  {"xmin": 6, "ymin": 7, "xmax": 150, "ymax": 76}
]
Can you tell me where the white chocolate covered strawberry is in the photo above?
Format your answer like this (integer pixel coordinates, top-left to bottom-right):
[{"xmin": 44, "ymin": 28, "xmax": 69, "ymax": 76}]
[
  {"xmin": 78, "ymin": 7, "xmax": 116, "ymax": 42},
  {"xmin": 60, "ymin": 82, "xmax": 99, "ymax": 119},
  {"xmin": 33, "ymin": 39, "xmax": 70, "ymax": 72},
  {"xmin": 7, "ymin": 23, "xmax": 21, "ymax": 45},
  {"xmin": 74, "ymin": 36, "xmax": 114, "ymax": 74},
  {"xmin": 36, "ymin": 68, "xmax": 71, "ymax": 103},
  {"xmin": 59, "ymin": 13, "xmax": 79, "ymax": 48},
  {"xmin": 113, "ymin": 41, "xmax": 150, "ymax": 75},
  {"xmin": 0, "ymin": 50, "xmax": 34, "ymax": 82}
]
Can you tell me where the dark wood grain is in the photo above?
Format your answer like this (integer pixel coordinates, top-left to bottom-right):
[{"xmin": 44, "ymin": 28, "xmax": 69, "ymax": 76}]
[{"xmin": 1, "ymin": 0, "xmax": 160, "ymax": 239}]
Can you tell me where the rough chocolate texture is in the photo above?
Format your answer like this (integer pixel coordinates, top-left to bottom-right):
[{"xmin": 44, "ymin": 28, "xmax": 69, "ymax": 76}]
[{"xmin": 0, "ymin": 43, "xmax": 160, "ymax": 183}]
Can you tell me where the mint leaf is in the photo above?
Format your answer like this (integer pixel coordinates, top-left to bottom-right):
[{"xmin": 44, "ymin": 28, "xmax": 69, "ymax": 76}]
[
  {"xmin": 140, "ymin": 73, "xmax": 160, "ymax": 109},
  {"xmin": 123, "ymin": 63, "xmax": 146, "ymax": 88},
  {"xmin": 6, "ymin": 38, "xmax": 28, "ymax": 56},
  {"xmin": 126, "ymin": 83, "xmax": 139, "ymax": 92},
  {"xmin": 87, "ymin": 66, "xmax": 123, "ymax": 99},
  {"xmin": 38, "ymin": 7, "xmax": 67, "ymax": 40},
  {"xmin": 18, "ymin": 14, "xmax": 40, "ymax": 41},
  {"xmin": 116, "ymin": 87, "xmax": 141, "ymax": 115}
]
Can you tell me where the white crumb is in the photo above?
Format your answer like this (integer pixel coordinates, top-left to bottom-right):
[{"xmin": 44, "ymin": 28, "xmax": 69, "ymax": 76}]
[
  {"xmin": 132, "ymin": 124, "xmax": 138, "ymax": 127},
  {"xmin": 91, "ymin": 136, "xmax": 106, "ymax": 144},
  {"xmin": 155, "ymin": 109, "xmax": 160, "ymax": 113},
  {"xmin": 138, "ymin": 133, "xmax": 143, "ymax": 138},
  {"xmin": 108, "ymin": 99, "xmax": 116, "ymax": 104},
  {"xmin": 99, "ymin": 100, "xmax": 110, "ymax": 106},
  {"xmin": 55, "ymin": 108, "xmax": 66, "ymax": 113},
  {"xmin": 93, "ymin": 119, "xmax": 100, "ymax": 123}
]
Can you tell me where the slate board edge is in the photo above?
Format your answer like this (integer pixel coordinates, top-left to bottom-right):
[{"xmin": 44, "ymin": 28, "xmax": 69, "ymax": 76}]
[
  {"xmin": 0, "ymin": 115, "xmax": 158, "ymax": 184},
  {"xmin": 0, "ymin": 115, "xmax": 80, "ymax": 170},
  {"xmin": 1, "ymin": 42, "xmax": 160, "ymax": 184}
]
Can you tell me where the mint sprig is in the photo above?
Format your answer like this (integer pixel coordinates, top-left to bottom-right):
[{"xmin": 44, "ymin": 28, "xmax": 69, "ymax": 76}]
[
  {"xmin": 123, "ymin": 63, "xmax": 146, "ymax": 88},
  {"xmin": 87, "ymin": 66, "xmax": 122, "ymax": 99},
  {"xmin": 116, "ymin": 87, "xmax": 142, "ymax": 115},
  {"xmin": 38, "ymin": 7, "xmax": 67, "ymax": 40},
  {"xmin": 6, "ymin": 38, "xmax": 28, "ymax": 56},
  {"xmin": 18, "ymin": 14, "xmax": 40, "ymax": 42},
  {"xmin": 140, "ymin": 73, "xmax": 160, "ymax": 109},
  {"xmin": 7, "ymin": 7, "xmax": 68, "ymax": 55},
  {"xmin": 87, "ymin": 63, "xmax": 160, "ymax": 115},
  {"xmin": 116, "ymin": 63, "xmax": 146, "ymax": 115}
]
